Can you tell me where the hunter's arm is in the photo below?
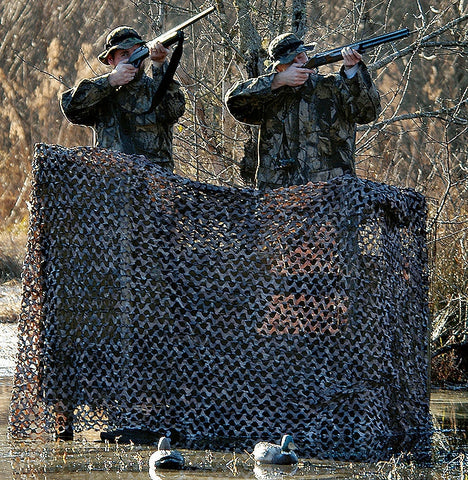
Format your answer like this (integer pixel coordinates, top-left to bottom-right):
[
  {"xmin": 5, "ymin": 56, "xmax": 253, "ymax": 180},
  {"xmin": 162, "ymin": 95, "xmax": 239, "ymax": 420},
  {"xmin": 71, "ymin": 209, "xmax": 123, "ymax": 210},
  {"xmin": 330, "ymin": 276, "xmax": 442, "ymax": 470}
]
[
  {"xmin": 225, "ymin": 73, "xmax": 280, "ymax": 125},
  {"xmin": 60, "ymin": 75, "xmax": 115, "ymax": 126},
  {"xmin": 339, "ymin": 61, "xmax": 381, "ymax": 124}
]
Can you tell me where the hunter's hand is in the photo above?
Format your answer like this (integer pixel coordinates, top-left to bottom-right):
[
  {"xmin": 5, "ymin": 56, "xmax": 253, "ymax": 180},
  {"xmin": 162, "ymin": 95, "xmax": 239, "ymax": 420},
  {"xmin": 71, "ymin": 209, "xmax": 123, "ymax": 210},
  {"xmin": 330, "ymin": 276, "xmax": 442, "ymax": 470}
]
[
  {"xmin": 108, "ymin": 62, "xmax": 138, "ymax": 87},
  {"xmin": 148, "ymin": 41, "xmax": 170, "ymax": 65},
  {"xmin": 271, "ymin": 63, "xmax": 315, "ymax": 90},
  {"xmin": 342, "ymin": 47, "xmax": 362, "ymax": 69}
]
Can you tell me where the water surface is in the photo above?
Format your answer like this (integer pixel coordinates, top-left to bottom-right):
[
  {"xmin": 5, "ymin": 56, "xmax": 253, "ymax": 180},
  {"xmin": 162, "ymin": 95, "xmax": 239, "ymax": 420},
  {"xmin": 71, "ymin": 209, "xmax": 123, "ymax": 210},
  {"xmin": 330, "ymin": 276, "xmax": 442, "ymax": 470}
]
[{"xmin": 1, "ymin": 376, "xmax": 468, "ymax": 479}]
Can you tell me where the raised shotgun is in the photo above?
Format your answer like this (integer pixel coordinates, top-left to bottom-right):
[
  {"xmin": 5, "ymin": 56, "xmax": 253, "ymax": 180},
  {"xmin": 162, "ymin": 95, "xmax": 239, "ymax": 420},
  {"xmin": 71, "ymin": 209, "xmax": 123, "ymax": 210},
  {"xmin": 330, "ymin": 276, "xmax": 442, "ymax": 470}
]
[
  {"xmin": 128, "ymin": 6, "xmax": 216, "ymax": 67},
  {"xmin": 302, "ymin": 28, "xmax": 412, "ymax": 69}
]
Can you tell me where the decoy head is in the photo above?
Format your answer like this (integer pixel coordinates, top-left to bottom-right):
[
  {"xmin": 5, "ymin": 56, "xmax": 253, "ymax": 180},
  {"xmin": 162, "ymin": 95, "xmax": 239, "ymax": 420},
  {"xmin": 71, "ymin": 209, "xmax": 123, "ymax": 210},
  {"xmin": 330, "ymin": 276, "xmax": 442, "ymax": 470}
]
[
  {"xmin": 158, "ymin": 436, "xmax": 171, "ymax": 450},
  {"xmin": 280, "ymin": 434, "xmax": 297, "ymax": 452}
]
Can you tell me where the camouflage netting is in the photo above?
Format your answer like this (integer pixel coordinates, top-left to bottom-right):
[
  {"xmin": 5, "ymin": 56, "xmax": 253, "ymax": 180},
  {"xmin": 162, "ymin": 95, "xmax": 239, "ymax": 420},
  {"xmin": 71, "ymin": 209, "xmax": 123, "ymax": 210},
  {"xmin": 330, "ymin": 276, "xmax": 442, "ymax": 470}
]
[{"xmin": 9, "ymin": 143, "xmax": 431, "ymax": 461}]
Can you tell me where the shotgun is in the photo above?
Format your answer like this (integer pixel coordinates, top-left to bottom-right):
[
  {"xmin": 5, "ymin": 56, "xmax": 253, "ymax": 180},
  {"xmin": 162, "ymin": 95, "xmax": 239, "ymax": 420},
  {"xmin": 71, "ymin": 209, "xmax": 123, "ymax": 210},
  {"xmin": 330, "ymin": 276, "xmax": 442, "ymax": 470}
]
[
  {"xmin": 128, "ymin": 5, "xmax": 216, "ymax": 67},
  {"xmin": 302, "ymin": 28, "xmax": 412, "ymax": 69}
]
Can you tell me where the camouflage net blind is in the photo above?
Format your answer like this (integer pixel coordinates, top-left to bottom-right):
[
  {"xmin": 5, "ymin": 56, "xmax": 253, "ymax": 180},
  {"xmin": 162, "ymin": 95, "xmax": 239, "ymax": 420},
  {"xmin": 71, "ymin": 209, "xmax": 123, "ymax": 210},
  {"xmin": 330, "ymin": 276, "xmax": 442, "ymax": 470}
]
[{"xmin": 9, "ymin": 144, "xmax": 431, "ymax": 461}]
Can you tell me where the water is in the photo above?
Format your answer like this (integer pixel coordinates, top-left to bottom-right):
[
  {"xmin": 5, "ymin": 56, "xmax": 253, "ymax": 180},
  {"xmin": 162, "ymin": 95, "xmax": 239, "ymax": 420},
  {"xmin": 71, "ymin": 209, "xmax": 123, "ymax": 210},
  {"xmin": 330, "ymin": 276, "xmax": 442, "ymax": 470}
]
[{"xmin": 1, "ymin": 376, "xmax": 468, "ymax": 480}]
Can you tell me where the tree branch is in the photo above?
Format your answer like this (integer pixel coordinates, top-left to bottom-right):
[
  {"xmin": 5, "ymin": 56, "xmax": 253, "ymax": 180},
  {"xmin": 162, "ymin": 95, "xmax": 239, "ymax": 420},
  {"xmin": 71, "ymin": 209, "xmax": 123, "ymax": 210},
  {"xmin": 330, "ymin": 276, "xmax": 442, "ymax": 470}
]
[
  {"xmin": 369, "ymin": 13, "xmax": 468, "ymax": 71},
  {"xmin": 13, "ymin": 50, "xmax": 71, "ymax": 88},
  {"xmin": 358, "ymin": 100, "xmax": 468, "ymax": 130}
]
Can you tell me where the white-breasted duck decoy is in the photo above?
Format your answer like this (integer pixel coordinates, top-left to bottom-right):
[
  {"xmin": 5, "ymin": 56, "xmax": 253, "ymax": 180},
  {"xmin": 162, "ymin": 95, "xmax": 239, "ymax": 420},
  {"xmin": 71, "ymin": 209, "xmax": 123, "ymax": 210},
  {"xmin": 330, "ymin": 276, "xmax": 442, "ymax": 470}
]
[
  {"xmin": 253, "ymin": 434, "xmax": 298, "ymax": 465},
  {"xmin": 149, "ymin": 436, "xmax": 185, "ymax": 470}
]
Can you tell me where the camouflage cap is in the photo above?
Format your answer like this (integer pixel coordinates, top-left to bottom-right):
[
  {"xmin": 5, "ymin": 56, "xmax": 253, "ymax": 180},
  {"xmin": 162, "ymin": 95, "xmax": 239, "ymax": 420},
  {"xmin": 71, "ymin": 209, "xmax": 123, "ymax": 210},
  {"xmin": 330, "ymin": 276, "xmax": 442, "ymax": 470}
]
[
  {"xmin": 268, "ymin": 32, "xmax": 315, "ymax": 67},
  {"xmin": 98, "ymin": 26, "xmax": 145, "ymax": 64}
]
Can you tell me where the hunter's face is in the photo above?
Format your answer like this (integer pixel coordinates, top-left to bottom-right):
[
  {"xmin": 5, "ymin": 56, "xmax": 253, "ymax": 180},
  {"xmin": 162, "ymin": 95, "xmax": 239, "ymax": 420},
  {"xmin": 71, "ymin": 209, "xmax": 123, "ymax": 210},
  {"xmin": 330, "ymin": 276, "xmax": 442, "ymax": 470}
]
[
  {"xmin": 276, "ymin": 51, "xmax": 309, "ymax": 72},
  {"xmin": 293, "ymin": 51, "xmax": 308, "ymax": 64},
  {"xmin": 108, "ymin": 45, "xmax": 142, "ymax": 66}
]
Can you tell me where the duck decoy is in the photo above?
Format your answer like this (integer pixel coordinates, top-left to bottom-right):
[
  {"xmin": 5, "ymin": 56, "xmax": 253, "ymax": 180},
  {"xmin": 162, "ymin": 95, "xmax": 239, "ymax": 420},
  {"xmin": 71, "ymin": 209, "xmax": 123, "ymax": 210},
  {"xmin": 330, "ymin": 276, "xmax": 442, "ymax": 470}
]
[
  {"xmin": 149, "ymin": 436, "xmax": 185, "ymax": 470},
  {"xmin": 253, "ymin": 434, "xmax": 298, "ymax": 465}
]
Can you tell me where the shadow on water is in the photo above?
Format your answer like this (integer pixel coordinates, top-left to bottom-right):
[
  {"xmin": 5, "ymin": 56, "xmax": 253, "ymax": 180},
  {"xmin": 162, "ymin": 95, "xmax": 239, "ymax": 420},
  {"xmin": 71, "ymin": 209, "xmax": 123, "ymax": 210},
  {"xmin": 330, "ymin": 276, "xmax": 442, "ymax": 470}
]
[{"xmin": 1, "ymin": 376, "xmax": 468, "ymax": 479}]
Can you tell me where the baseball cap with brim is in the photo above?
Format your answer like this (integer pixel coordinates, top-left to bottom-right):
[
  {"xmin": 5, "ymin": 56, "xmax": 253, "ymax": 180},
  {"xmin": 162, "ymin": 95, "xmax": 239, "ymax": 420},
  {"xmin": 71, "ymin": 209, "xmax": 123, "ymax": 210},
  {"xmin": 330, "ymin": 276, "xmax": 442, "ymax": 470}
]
[
  {"xmin": 268, "ymin": 32, "xmax": 316, "ymax": 69},
  {"xmin": 98, "ymin": 26, "xmax": 145, "ymax": 64}
]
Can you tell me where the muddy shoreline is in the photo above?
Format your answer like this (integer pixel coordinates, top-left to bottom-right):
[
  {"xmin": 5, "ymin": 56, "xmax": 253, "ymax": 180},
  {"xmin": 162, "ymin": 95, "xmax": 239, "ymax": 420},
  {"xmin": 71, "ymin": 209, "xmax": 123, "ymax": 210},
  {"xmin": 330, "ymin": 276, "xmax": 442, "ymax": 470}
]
[{"xmin": 0, "ymin": 281, "xmax": 20, "ymax": 377}]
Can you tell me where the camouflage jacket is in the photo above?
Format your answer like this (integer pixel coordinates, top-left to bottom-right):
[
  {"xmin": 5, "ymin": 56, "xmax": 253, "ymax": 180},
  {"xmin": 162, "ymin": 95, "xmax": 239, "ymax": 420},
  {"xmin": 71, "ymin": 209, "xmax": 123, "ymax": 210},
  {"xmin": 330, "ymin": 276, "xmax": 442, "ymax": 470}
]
[
  {"xmin": 225, "ymin": 62, "xmax": 381, "ymax": 189},
  {"xmin": 61, "ymin": 63, "xmax": 185, "ymax": 170}
]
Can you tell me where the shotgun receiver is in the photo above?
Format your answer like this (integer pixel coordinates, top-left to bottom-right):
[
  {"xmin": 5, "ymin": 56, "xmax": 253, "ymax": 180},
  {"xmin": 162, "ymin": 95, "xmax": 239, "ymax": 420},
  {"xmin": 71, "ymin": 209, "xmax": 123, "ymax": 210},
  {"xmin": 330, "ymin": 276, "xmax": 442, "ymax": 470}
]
[
  {"xmin": 128, "ymin": 5, "xmax": 216, "ymax": 67},
  {"xmin": 302, "ymin": 28, "xmax": 412, "ymax": 69}
]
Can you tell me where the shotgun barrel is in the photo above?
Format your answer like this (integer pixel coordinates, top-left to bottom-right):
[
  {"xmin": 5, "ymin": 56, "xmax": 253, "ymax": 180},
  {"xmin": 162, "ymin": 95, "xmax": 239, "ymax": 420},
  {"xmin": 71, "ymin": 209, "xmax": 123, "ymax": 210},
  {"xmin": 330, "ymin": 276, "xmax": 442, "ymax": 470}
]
[
  {"xmin": 128, "ymin": 6, "xmax": 216, "ymax": 67},
  {"xmin": 302, "ymin": 28, "xmax": 411, "ymax": 69}
]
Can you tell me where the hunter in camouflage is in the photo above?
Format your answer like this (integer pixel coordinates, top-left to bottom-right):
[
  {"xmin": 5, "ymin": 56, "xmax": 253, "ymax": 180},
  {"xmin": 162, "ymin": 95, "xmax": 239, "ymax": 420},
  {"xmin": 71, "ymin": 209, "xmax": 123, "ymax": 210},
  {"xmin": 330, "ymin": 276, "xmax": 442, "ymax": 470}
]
[
  {"xmin": 61, "ymin": 26, "xmax": 185, "ymax": 171},
  {"xmin": 225, "ymin": 33, "xmax": 382, "ymax": 190}
]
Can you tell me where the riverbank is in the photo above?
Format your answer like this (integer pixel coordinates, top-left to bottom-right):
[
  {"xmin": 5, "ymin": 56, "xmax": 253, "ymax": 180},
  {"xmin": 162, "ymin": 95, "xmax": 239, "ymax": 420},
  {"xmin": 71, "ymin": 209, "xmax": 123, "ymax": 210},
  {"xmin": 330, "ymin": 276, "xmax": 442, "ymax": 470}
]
[{"xmin": 0, "ymin": 281, "xmax": 20, "ymax": 377}]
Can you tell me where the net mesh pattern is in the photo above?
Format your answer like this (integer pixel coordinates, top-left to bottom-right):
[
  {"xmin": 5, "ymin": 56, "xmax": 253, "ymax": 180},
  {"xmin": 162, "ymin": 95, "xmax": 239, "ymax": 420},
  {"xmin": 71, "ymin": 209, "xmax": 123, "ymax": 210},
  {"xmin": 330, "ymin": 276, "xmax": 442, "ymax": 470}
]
[{"xmin": 9, "ymin": 144, "xmax": 431, "ymax": 460}]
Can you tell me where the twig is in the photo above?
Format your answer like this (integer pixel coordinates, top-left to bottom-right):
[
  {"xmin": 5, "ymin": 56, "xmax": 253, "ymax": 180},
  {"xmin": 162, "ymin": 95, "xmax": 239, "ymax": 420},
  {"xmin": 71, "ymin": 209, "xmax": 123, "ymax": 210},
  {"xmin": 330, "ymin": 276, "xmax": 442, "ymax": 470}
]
[
  {"xmin": 13, "ymin": 50, "xmax": 71, "ymax": 89},
  {"xmin": 80, "ymin": 48, "xmax": 99, "ymax": 77},
  {"xmin": 357, "ymin": 100, "xmax": 468, "ymax": 131}
]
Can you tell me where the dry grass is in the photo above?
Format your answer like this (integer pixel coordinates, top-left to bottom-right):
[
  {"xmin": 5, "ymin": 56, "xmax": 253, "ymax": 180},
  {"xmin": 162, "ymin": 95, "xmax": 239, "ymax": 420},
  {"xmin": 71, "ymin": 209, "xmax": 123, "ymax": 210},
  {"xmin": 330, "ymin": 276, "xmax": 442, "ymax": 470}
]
[
  {"xmin": 0, "ymin": 254, "xmax": 22, "ymax": 283},
  {"xmin": 431, "ymin": 351, "xmax": 467, "ymax": 386},
  {"xmin": 0, "ymin": 226, "xmax": 26, "ymax": 322},
  {"xmin": 0, "ymin": 278, "xmax": 21, "ymax": 323},
  {"xmin": 0, "ymin": 225, "xmax": 27, "ymax": 282}
]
